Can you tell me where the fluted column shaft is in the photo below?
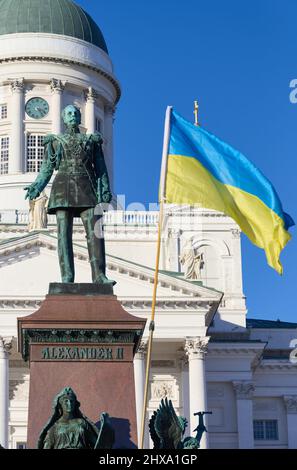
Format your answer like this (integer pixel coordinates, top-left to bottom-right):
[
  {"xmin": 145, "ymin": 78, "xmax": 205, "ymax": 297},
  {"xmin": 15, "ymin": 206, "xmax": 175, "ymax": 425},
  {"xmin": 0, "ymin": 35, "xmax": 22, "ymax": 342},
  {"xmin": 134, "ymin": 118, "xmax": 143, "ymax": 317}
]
[
  {"xmin": 85, "ymin": 87, "xmax": 97, "ymax": 134},
  {"xmin": 185, "ymin": 337, "xmax": 210, "ymax": 449},
  {"xmin": 0, "ymin": 337, "xmax": 12, "ymax": 448},
  {"xmin": 134, "ymin": 341, "xmax": 147, "ymax": 448},
  {"xmin": 9, "ymin": 79, "xmax": 24, "ymax": 174}
]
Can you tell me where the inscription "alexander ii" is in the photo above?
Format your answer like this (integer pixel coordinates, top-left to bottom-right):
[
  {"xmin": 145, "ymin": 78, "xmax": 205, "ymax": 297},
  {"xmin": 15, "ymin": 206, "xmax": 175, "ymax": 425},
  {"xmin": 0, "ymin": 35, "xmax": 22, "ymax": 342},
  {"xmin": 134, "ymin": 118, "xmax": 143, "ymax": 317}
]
[{"xmin": 41, "ymin": 346, "xmax": 124, "ymax": 361}]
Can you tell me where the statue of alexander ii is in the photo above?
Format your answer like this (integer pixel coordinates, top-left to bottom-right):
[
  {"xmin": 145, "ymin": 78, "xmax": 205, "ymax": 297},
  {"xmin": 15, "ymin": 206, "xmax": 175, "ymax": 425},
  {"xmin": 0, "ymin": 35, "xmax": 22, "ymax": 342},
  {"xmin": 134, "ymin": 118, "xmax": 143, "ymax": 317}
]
[{"xmin": 25, "ymin": 105, "xmax": 115, "ymax": 286}]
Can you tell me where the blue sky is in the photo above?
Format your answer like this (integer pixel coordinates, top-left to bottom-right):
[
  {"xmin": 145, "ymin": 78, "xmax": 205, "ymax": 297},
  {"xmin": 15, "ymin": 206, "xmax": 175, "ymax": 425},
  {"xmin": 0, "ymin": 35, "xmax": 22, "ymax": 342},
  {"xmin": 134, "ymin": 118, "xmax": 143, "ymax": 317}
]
[{"xmin": 77, "ymin": 0, "xmax": 296, "ymax": 322}]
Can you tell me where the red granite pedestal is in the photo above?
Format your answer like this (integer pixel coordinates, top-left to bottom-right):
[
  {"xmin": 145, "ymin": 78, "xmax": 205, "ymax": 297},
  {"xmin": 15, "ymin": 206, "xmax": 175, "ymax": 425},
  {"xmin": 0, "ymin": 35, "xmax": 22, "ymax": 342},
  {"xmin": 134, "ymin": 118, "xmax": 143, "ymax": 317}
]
[{"xmin": 17, "ymin": 283, "xmax": 146, "ymax": 449}]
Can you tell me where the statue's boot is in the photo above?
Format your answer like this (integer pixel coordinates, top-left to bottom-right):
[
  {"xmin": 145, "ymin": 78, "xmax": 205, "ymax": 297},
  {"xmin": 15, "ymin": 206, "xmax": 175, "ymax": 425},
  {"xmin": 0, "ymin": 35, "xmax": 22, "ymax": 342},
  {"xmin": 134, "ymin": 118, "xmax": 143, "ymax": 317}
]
[{"xmin": 89, "ymin": 260, "xmax": 117, "ymax": 286}]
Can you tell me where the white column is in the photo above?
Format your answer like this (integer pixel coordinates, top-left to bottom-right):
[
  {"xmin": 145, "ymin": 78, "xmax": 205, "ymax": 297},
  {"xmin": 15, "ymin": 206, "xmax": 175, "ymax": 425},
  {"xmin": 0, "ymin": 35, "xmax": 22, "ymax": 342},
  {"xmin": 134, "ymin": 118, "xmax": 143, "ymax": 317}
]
[
  {"xmin": 0, "ymin": 337, "xmax": 12, "ymax": 448},
  {"xmin": 283, "ymin": 396, "xmax": 297, "ymax": 448},
  {"xmin": 233, "ymin": 381, "xmax": 255, "ymax": 449},
  {"xmin": 104, "ymin": 104, "xmax": 115, "ymax": 191},
  {"xmin": 184, "ymin": 337, "xmax": 210, "ymax": 449},
  {"xmin": 50, "ymin": 79, "xmax": 64, "ymax": 134},
  {"xmin": 85, "ymin": 87, "xmax": 97, "ymax": 134},
  {"xmin": 134, "ymin": 341, "xmax": 147, "ymax": 448},
  {"xmin": 9, "ymin": 79, "xmax": 24, "ymax": 174}
]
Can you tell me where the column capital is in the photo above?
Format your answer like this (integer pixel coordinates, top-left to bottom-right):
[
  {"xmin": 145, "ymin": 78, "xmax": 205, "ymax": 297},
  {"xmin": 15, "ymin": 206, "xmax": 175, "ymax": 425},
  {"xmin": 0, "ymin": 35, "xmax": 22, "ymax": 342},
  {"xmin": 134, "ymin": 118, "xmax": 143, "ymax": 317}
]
[
  {"xmin": 10, "ymin": 78, "xmax": 24, "ymax": 93},
  {"xmin": 105, "ymin": 104, "xmax": 116, "ymax": 117},
  {"xmin": 168, "ymin": 228, "xmax": 182, "ymax": 239},
  {"xmin": 135, "ymin": 340, "xmax": 148, "ymax": 359},
  {"xmin": 284, "ymin": 395, "xmax": 297, "ymax": 414},
  {"xmin": 85, "ymin": 87, "xmax": 98, "ymax": 102},
  {"xmin": 184, "ymin": 336, "xmax": 210, "ymax": 359},
  {"xmin": 0, "ymin": 336, "xmax": 13, "ymax": 358},
  {"xmin": 230, "ymin": 228, "xmax": 241, "ymax": 239},
  {"xmin": 50, "ymin": 78, "xmax": 65, "ymax": 93},
  {"xmin": 232, "ymin": 381, "xmax": 255, "ymax": 399}
]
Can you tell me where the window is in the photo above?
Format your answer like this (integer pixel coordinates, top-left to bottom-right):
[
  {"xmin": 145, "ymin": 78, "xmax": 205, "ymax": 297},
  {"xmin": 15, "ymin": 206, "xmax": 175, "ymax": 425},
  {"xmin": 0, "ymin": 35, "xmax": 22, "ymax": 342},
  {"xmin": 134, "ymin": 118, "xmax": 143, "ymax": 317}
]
[
  {"xmin": 0, "ymin": 104, "xmax": 7, "ymax": 120},
  {"xmin": 95, "ymin": 117, "xmax": 101, "ymax": 133},
  {"xmin": 0, "ymin": 136, "xmax": 9, "ymax": 174},
  {"xmin": 26, "ymin": 134, "xmax": 44, "ymax": 173},
  {"xmin": 253, "ymin": 420, "xmax": 278, "ymax": 440}
]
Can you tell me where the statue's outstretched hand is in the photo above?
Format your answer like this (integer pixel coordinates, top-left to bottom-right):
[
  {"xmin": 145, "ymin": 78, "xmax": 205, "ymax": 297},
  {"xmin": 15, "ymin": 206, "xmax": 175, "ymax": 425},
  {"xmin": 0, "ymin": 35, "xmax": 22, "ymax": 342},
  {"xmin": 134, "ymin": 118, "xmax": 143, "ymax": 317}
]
[{"xmin": 24, "ymin": 185, "xmax": 40, "ymax": 200}]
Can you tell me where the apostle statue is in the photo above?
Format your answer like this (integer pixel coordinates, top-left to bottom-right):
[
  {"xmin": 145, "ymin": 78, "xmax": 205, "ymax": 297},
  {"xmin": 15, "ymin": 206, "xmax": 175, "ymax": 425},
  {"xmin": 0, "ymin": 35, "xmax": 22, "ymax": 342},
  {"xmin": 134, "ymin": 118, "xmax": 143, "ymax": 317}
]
[
  {"xmin": 180, "ymin": 239, "xmax": 204, "ymax": 280},
  {"xmin": 24, "ymin": 105, "xmax": 114, "ymax": 285},
  {"xmin": 28, "ymin": 190, "xmax": 48, "ymax": 232},
  {"xmin": 38, "ymin": 387, "xmax": 115, "ymax": 449}
]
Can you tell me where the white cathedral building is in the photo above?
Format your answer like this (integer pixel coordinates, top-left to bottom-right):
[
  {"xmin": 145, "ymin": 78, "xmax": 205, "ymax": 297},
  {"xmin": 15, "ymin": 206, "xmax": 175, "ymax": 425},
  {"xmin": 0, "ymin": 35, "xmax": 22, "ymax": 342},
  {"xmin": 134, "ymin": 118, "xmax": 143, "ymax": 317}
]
[{"xmin": 0, "ymin": 0, "xmax": 296, "ymax": 450}]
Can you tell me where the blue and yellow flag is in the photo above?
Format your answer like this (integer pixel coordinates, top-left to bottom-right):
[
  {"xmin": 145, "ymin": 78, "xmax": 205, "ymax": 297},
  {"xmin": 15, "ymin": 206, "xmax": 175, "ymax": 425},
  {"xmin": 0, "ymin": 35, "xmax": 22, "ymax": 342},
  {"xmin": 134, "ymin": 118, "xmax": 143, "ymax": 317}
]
[{"xmin": 163, "ymin": 109, "xmax": 294, "ymax": 274}]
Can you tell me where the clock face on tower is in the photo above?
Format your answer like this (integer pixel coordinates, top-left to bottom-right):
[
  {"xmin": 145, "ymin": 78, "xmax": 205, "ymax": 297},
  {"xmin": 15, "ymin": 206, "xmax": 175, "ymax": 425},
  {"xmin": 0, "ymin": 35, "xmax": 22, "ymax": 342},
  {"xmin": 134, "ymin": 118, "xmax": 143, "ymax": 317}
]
[{"xmin": 25, "ymin": 97, "xmax": 49, "ymax": 119}]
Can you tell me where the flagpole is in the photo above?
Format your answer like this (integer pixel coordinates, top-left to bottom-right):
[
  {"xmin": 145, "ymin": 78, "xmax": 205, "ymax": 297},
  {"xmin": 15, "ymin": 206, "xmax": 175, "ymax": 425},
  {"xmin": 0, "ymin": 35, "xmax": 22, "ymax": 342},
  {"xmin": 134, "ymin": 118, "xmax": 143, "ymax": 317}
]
[{"xmin": 139, "ymin": 106, "xmax": 172, "ymax": 449}]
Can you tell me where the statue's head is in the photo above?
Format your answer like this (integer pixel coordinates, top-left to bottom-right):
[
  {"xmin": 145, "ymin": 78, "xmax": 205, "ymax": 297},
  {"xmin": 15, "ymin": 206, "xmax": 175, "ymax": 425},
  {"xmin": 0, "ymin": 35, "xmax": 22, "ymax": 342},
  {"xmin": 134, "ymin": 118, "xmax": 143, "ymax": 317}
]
[
  {"xmin": 54, "ymin": 387, "xmax": 81, "ymax": 418},
  {"xmin": 62, "ymin": 105, "xmax": 81, "ymax": 128}
]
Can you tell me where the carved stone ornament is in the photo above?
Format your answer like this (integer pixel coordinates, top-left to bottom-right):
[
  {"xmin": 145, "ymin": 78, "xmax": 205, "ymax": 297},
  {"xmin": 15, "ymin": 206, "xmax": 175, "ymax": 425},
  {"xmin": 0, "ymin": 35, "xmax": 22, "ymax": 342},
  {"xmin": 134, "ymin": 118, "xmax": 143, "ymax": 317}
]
[
  {"xmin": 10, "ymin": 78, "xmax": 24, "ymax": 93},
  {"xmin": 0, "ymin": 336, "xmax": 13, "ymax": 358},
  {"xmin": 232, "ymin": 381, "xmax": 255, "ymax": 399},
  {"xmin": 151, "ymin": 382, "xmax": 175, "ymax": 400},
  {"xmin": 184, "ymin": 337, "xmax": 210, "ymax": 359},
  {"xmin": 231, "ymin": 228, "xmax": 241, "ymax": 239},
  {"xmin": 283, "ymin": 396, "xmax": 297, "ymax": 414},
  {"xmin": 135, "ymin": 340, "xmax": 147, "ymax": 358},
  {"xmin": 85, "ymin": 86, "xmax": 98, "ymax": 101},
  {"xmin": 50, "ymin": 78, "xmax": 65, "ymax": 93}
]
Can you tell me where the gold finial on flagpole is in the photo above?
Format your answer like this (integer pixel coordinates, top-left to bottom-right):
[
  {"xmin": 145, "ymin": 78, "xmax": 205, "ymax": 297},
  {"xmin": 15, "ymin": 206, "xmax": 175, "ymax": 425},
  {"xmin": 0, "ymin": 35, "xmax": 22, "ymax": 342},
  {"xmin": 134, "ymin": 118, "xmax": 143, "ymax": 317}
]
[{"xmin": 194, "ymin": 100, "xmax": 199, "ymax": 126}]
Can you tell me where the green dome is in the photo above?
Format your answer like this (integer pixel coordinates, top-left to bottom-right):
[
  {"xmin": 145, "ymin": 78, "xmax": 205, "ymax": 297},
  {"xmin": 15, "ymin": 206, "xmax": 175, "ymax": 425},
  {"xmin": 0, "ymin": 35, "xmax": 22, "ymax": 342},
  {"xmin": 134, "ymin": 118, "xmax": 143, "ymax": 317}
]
[{"xmin": 0, "ymin": 0, "xmax": 108, "ymax": 53}]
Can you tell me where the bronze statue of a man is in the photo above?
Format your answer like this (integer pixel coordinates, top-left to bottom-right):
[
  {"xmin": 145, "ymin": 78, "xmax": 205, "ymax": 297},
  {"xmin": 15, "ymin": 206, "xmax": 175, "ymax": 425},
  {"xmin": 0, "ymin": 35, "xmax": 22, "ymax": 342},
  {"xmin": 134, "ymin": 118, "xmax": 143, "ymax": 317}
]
[{"xmin": 25, "ymin": 105, "xmax": 114, "ymax": 285}]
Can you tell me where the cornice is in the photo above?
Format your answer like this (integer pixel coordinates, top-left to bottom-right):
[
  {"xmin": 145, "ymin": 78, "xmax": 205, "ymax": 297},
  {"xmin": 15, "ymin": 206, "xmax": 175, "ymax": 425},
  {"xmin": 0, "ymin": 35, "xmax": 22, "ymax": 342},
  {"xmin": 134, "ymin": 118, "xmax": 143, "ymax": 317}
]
[
  {"xmin": 0, "ymin": 297, "xmax": 217, "ymax": 311},
  {"xmin": 0, "ymin": 55, "xmax": 121, "ymax": 104},
  {"xmin": 257, "ymin": 360, "xmax": 297, "ymax": 370}
]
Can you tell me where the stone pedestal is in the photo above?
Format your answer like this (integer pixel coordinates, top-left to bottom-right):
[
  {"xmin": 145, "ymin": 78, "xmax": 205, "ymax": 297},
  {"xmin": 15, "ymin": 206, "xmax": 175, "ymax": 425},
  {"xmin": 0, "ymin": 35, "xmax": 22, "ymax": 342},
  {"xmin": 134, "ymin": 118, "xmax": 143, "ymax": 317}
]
[{"xmin": 17, "ymin": 283, "xmax": 146, "ymax": 449}]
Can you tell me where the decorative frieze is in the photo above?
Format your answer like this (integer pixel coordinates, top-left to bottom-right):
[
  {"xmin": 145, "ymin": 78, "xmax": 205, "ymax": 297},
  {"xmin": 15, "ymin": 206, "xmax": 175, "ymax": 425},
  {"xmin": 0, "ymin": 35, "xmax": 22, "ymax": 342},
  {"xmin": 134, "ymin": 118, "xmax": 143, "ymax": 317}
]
[
  {"xmin": 284, "ymin": 396, "xmax": 297, "ymax": 414},
  {"xmin": 184, "ymin": 337, "xmax": 210, "ymax": 360},
  {"xmin": 232, "ymin": 381, "xmax": 255, "ymax": 400}
]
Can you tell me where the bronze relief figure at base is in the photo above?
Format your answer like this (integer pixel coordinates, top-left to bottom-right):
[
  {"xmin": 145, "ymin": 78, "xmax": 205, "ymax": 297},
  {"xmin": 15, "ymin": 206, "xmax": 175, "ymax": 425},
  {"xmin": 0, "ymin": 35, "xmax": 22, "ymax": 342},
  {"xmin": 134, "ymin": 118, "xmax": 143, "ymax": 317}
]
[
  {"xmin": 24, "ymin": 105, "xmax": 115, "ymax": 286},
  {"xmin": 38, "ymin": 387, "xmax": 115, "ymax": 449}
]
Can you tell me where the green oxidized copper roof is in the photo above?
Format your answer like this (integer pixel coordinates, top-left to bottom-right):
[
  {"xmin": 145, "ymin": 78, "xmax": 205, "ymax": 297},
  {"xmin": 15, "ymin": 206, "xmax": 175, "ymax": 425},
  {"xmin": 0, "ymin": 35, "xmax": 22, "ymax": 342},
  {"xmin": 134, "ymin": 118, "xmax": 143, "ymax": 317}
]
[{"xmin": 0, "ymin": 0, "xmax": 108, "ymax": 53}]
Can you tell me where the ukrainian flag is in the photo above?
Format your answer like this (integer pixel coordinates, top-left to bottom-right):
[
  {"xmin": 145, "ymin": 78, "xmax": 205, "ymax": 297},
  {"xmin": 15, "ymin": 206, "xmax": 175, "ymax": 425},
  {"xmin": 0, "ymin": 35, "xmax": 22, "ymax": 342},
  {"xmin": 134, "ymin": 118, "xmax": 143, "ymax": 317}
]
[{"xmin": 164, "ymin": 109, "xmax": 294, "ymax": 274}]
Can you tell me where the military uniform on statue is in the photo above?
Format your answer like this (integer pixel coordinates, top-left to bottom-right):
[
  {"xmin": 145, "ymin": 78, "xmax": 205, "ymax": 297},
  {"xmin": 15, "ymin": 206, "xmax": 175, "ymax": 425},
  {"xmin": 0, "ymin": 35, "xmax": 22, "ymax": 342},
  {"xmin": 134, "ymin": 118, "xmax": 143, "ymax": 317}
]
[{"xmin": 25, "ymin": 105, "xmax": 114, "ymax": 285}]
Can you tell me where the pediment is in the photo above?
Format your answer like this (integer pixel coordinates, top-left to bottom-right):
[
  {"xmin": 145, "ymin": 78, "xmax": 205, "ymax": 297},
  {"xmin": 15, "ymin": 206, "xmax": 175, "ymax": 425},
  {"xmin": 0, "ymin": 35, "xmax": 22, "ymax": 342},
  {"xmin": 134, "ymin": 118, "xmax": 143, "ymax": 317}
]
[{"xmin": 0, "ymin": 232, "xmax": 222, "ymax": 304}]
